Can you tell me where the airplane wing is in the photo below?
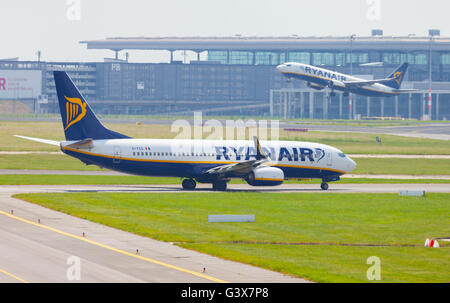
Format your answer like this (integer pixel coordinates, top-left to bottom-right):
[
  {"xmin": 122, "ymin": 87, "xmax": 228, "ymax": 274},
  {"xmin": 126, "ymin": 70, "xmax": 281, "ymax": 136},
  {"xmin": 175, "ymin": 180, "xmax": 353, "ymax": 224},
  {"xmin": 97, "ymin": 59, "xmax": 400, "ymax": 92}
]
[
  {"xmin": 343, "ymin": 77, "xmax": 397, "ymax": 88},
  {"xmin": 14, "ymin": 135, "xmax": 60, "ymax": 146},
  {"xmin": 204, "ymin": 159, "xmax": 263, "ymax": 176},
  {"xmin": 392, "ymin": 89, "xmax": 420, "ymax": 93},
  {"xmin": 203, "ymin": 136, "xmax": 270, "ymax": 177}
]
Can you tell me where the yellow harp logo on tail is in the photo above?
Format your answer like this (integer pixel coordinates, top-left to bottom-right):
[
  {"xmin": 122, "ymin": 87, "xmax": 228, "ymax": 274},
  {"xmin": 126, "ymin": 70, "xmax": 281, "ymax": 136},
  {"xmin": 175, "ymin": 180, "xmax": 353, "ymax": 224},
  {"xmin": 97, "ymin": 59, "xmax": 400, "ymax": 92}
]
[
  {"xmin": 64, "ymin": 96, "xmax": 87, "ymax": 130},
  {"xmin": 393, "ymin": 71, "xmax": 403, "ymax": 86}
]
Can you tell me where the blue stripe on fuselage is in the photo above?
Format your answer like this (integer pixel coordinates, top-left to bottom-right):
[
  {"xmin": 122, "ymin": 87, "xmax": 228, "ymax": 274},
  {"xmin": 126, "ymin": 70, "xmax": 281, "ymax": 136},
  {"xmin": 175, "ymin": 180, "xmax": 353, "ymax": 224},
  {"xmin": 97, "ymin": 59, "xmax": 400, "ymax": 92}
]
[
  {"xmin": 63, "ymin": 148, "xmax": 344, "ymax": 180},
  {"xmin": 283, "ymin": 72, "xmax": 398, "ymax": 97}
]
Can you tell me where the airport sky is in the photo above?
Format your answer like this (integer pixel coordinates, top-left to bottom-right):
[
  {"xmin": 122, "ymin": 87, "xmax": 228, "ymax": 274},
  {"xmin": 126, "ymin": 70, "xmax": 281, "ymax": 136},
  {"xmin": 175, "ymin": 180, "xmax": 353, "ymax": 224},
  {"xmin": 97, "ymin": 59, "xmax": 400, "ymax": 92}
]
[{"xmin": 1, "ymin": 0, "xmax": 449, "ymax": 62}]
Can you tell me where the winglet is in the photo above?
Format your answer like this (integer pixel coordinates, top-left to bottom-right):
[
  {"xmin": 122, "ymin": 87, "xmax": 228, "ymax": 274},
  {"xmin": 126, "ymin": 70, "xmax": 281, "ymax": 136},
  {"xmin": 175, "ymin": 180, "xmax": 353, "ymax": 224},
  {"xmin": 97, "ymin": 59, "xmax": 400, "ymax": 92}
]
[{"xmin": 253, "ymin": 136, "xmax": 268, "ymax": 160}]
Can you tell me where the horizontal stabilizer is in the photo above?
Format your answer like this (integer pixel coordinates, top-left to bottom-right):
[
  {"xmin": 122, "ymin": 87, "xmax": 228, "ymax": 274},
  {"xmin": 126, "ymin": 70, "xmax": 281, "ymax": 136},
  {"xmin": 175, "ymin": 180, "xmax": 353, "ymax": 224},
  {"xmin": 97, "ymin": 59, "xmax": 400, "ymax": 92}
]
[
  {"xmin": 66, "ymin": 138, "xmax": 93, "ymax": 149},
  {"xmin": 14, "ymin": 135, "xmax": 60, "ymax": 146}
]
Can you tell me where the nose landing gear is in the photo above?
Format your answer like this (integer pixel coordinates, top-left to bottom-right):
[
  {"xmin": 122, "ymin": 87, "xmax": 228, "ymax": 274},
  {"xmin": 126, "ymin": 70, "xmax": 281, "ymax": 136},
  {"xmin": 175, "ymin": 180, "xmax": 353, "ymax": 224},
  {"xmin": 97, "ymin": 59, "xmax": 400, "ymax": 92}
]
[{"xmin": 320, "ymin": 182, "xmax": 329, "ymax": 190}]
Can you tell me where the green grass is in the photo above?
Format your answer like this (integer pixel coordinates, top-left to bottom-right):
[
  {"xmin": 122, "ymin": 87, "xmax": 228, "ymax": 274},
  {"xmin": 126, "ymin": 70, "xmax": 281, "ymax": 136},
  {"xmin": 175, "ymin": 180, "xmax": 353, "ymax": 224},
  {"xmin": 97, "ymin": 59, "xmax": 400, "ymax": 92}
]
[
  {"xmin": 0, "ymin": 174, "xmax": 178, "ymax": 185},
  {"xmin": 0, "ymin": 154, "xmax": 105, "ymax": 171},
  {"xmin": 1, "ymin": 174, "xmax": 450, "ymax": 185},
  {"xmin": 180, "ymin": 244, "xmax": 449, "ymax": 283},
  {"xmin": 1, "ymin": 153, "xmax": 449, "ymax": 175},
  {"xmin": 352, "ymin": 158, "xmax": 450, "ymax": 175},
  {"xmin": 4, "ymin": 120, "xmax": 450, "ymax": 154},
  {"xmin": 14, "ymin": 192, "xmax": 450, "ymax": 282}
]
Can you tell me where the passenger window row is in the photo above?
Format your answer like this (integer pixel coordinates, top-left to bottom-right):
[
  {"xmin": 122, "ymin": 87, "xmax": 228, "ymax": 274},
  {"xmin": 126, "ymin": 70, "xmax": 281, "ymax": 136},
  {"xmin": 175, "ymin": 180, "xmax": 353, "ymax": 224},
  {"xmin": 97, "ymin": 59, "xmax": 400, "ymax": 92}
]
[{"xmin": 132, "ymin": 151, "xmax": 217, "ymax": 157}]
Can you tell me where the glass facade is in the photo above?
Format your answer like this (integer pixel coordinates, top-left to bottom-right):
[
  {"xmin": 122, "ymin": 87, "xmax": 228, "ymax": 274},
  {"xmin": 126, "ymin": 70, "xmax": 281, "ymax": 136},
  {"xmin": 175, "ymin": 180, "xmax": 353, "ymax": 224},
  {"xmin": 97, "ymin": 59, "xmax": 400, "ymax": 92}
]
[
  {"xmin": 312, "ymin": 52, "xmax": 334, "ymax": 66},
  {"xmin": 382, "ymin": 52, "xmax": 407, "ymax": 65},
  {"xmin": 408, "ymin": 52, "xmax": 428, "ymax": 65},
  {"xmin": 346, "ymin": 52, "xmax": 369, "ymax": 64},
  {"xmin": 229, "ymin": 51, "xmax": 253, "ymax": 65},
  {"xmin": 207, "ymin": 51, "xmax": 228, "ymax": 64},
  {"xmin": 255, "ymin": 51, "xmax": 278, "ymax": 65},
  {"xmin": 3, "ymin": 40, "xmax": 450, "ymax": 119},
  {"xmin": 287, "ymin": 52, "xmax": 310, "ymax": 64},
  {"xmin": 441, "ymin": 53, "xmax": 450, "ymax": 64}
]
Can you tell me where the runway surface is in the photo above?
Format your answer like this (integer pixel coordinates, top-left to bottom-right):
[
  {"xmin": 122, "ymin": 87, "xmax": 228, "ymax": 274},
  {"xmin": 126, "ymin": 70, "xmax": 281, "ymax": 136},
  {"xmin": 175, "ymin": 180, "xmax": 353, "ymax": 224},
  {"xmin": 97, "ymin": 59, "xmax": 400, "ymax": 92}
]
[
  {"xmin": 280, "ymin": 122, "xmax": 450, "ymax": 140},
  {"xmin": 0, "ymin": 185, "xmax": 309, "ymax": 283},
  {"xmin": 1, "ymin": 183, "xmax": 448, "ymax": 283},
  {"xmin": 1, "ymin": 183, "xmax": 450, "ymax": 195},
  {"xmin": 2, "ymin": 169, "xmax": 450, "ymax": 180}
]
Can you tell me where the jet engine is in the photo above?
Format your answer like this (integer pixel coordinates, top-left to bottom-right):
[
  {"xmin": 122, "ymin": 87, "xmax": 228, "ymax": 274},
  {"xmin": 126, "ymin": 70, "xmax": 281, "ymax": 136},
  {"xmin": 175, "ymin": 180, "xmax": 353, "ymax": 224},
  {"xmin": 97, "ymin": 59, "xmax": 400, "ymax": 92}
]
[
  {"xmin": 306, "ymin": 82, "xmax": 325, "ymax": 90},
  {"xmin": 246, "ymin": 166, "xmax": 284, "ymax": 186}
]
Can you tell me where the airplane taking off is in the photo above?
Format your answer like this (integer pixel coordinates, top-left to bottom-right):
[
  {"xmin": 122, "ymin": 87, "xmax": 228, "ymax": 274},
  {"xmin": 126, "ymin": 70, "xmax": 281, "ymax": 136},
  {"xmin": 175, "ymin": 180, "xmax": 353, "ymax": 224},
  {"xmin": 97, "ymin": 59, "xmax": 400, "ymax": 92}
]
[
  {"xmin": 16, "ymin": 71, "xmax": 356, "ymax": 191},
  {"xmin": 277, "ymin": 62, "xmax": 417, "ymax": 97}
]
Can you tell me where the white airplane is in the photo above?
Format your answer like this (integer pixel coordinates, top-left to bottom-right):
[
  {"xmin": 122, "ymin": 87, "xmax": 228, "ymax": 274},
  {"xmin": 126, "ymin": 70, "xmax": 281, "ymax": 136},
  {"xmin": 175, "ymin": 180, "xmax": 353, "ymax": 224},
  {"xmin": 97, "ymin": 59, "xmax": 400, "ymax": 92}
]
[
  {"xmin": 15, "ymin": 71, "xmax": 356, "ymax": 191},
  {"xmin": 277, "ymin": 62, "xmax": 416, "ymax": 97}
]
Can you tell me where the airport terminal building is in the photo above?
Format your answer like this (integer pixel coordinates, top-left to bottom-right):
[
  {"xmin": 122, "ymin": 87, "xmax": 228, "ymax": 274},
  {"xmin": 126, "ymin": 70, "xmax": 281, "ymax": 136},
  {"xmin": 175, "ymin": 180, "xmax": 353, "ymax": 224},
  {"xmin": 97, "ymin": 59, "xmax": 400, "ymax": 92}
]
[{"xmin": 1, "ymin": 32, "xmax": 450, "ymax": 120}]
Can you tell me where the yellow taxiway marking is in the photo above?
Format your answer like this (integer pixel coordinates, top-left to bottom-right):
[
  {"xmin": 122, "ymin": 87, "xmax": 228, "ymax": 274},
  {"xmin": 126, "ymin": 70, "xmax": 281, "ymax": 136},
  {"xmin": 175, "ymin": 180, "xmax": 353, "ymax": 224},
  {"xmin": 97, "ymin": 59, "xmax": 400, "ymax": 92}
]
[
  {"xmin": 0, "ymin": 209, "xmax": 228, "ymax": 283},
  {"xmin": 0, "ymin": 268, "xmax": 28, "ymax": 283}
]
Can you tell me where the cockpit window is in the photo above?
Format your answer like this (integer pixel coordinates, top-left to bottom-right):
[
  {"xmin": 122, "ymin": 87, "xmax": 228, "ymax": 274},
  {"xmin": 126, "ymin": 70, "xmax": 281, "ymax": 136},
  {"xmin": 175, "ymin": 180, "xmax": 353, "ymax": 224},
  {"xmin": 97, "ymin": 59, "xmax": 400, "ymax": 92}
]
[{"xmin": 338, "ymin": 152, "xmax": 346, "ymax": 158}]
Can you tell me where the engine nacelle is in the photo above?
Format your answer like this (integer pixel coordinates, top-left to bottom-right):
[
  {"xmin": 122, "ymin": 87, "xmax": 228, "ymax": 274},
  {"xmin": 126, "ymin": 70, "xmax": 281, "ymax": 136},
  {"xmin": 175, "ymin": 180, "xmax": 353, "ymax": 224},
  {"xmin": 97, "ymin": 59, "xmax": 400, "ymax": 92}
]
[
  {"xmin": 246, "ymin": 166, "xmax": 284, "ymax": 186},
  {"xmin": 306, "ymin": 82, "xmax": 325, "ymax": 91}
]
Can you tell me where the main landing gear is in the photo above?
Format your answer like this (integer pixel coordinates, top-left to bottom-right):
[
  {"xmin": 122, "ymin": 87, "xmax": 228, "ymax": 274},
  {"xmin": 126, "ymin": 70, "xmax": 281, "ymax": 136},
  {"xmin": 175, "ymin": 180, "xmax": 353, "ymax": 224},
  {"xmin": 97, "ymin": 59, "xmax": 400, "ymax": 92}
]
[
  {"xmin": 320, "ymin": 182, "xmax": 329, "ymax": 190},
  {"xmin": 212, "ymin": 180, "xmax": 227, "ymax": 191},
  {"xmin": 182, "ymin": 178, "xmax": 228, "ymax": 191},
  {"xmin": 182, "ymin": 178, "xmax": 196, "ymax": 190}
]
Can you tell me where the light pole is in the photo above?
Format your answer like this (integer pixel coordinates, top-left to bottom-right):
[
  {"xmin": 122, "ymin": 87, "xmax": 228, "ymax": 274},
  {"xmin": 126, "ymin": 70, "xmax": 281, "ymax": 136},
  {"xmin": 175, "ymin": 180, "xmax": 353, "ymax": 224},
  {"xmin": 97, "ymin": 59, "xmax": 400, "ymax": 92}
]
[
  {"xmin": 349, "ymin": 34, "xmax": 356, "ymax": 119},
  {"xmin": 428, "ymin": 35, "xmax": 433, "ymax": 118}
]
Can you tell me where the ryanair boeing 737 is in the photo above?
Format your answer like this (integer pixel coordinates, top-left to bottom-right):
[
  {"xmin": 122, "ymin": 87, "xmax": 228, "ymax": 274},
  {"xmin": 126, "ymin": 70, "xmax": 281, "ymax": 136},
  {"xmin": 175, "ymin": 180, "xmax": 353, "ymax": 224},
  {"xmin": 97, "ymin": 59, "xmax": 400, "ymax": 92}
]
[
  {"xmin": 15, "ymin": 71, "xmax": 356, "ymax": 191},
  {"xmin": 277, "ymin": 62, "xmax": 416, "ymax": 97}
]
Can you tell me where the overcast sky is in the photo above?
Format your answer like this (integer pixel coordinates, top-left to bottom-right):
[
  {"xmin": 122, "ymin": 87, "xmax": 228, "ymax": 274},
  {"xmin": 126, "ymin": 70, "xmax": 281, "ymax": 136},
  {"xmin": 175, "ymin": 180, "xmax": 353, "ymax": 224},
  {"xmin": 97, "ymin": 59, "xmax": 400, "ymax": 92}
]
[{"xmin": 0, "ymin": 0, "xmax": 448, "ymax": 62}]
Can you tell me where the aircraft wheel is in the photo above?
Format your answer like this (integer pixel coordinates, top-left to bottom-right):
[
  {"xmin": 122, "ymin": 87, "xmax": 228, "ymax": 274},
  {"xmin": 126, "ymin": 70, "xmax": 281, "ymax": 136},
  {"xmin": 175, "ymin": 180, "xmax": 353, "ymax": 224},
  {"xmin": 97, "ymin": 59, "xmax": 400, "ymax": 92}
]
[
  {"xmin": 320, "ymin": 182, "xmax": 329, "ymax": 190},
  {"xmin": 212, "ymin": 181, "xmax": 227, "ymax": 191},
  {"xmin": 182, "ymin": 178, "xmax": 196, "ymax": 190}
]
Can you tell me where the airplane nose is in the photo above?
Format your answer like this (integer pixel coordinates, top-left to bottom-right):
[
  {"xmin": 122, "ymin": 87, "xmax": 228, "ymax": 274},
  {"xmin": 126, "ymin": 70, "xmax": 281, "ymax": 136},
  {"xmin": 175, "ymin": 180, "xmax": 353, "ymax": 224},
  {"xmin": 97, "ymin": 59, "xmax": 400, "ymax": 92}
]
[
  {"xmin": 347, "ymin": 157, "xmax": 357, "ymax": 172},
  {"xmin": 276, "ymin": 64, "xmax": 285, "ymax": 72}
]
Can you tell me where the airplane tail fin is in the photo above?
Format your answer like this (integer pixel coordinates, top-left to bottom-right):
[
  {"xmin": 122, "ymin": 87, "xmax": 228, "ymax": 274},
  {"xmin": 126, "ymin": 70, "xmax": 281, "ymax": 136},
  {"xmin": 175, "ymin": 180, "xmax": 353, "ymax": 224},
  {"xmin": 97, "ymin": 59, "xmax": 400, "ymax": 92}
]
[
  {"xmin": 53, "ymin": 71, "xmax": 130, "ymax": 141},
  {"xmin": 385, "ymin": 63, "xmax": 409, "ymax": 89}
]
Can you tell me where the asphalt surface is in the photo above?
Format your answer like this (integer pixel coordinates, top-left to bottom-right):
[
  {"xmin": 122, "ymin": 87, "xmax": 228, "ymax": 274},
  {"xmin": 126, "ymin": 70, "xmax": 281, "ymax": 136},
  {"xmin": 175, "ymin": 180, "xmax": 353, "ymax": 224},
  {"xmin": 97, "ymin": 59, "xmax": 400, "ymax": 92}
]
[
  {"xmin": 1, "ymin": 169, "xmax": 449, "ymax": 180},
  {"xmin": 0, "ymin": 183, "xmax": 448, "ymax": 283},
  {"xmin": 0, "ymin": 186, "xmax": 308, "ymax": 283},
  {"xmin": 280, "ymin": 122, "xmax": 450, "ymax": 140},
  {"xmin": 1, "ymin": 183, "xmax": 449, "ymax": 195}
]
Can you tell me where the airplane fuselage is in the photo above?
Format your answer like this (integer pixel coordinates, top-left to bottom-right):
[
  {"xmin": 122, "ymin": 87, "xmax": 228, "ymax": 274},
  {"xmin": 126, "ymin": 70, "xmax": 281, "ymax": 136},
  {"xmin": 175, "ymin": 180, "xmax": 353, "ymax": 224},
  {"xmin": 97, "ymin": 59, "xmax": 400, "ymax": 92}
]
[
  {"xmin": 61, "ymin": 139, "xmax": 356, "ymax": 183},
  {"xmin": 277, "ymin": 62, "xmax": 400, "ymax": 97}
]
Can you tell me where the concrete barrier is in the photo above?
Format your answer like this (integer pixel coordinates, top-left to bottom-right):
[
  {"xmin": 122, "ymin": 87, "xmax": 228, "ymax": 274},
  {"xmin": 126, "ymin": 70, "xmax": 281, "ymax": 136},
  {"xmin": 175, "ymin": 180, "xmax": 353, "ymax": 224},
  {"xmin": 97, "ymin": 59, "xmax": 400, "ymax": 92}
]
[
  {"xmin": 208, "ymin": 215, "xmax": 255, "ymax": 223},
  {"xmin": 399, "ymin": 190, "xmax": 425, "ymax": 196}
]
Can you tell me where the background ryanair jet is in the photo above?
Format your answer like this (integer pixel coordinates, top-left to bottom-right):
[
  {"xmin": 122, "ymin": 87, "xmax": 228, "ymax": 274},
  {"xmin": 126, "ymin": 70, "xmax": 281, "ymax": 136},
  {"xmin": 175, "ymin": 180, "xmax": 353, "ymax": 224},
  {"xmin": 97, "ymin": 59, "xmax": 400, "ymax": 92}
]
[
  {"xmin": 15, "ymin": 71, "xmax": 356, "ymax": 191},
  {"xmin": 277, "ymin": 62, "xmax": 417, "ymax": 97}
]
